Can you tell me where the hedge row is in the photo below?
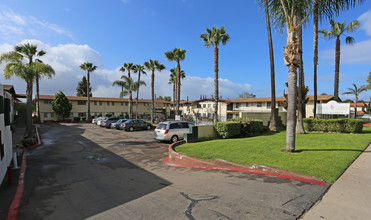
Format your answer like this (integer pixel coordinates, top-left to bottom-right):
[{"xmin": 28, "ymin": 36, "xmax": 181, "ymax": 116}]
[
  {"xmin": 303, "ymin": 118, "xmax": 363, "ymax": 133},
  {"xmin": 214, "ymin": 118, "xmax": 267, "ymax": 139}
]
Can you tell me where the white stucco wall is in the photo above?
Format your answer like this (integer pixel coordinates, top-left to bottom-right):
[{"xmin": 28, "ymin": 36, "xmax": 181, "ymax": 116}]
[{"xmin": 0, "ymin": 84, "xmax": 13, "ymax": 184}]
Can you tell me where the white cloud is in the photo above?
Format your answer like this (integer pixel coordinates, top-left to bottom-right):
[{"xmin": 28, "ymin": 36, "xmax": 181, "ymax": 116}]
[
  {"xmin": 359, "ymin": 9, "xmax": 371, "ymax": 36},
  {"xmin": 0, "ymin": 6, "xmax": 73, "ymax": 42},
  {"xmin": 1, "ymin": 40, "xmax": 252, "ymax": 101}
]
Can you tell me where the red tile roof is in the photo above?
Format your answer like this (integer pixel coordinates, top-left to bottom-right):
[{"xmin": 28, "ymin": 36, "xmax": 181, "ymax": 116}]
[{"xmin": 36, "ymin": 95, "xmax": 172, "ymax": 104}]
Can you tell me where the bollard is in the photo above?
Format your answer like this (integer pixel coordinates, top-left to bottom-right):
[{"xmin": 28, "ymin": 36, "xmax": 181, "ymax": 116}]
[
  {"xmin": 7, "ymin": 166, "xmax": 12, "ymax": 185},
  {"xmin": 13, "ymin": 152, "xmax": 18, "ymax": 169}
]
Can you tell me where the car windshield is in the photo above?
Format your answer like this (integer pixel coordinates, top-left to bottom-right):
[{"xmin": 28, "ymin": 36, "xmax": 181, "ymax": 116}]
[
  {"xmin": 125, "ymin": 120, "xmax": 133, "ymax": 123},
  {"xmin": 157, "ymin": 123, "xmax": 167, "ymax": 130}
]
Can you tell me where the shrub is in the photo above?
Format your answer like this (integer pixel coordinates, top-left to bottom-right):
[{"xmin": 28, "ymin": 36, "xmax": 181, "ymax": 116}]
[
  {"xmin": 154, "ymin": 114, "xmax": 165, "ymax": 123},
  {"xmin": 82, "ymin": 117, "xmax": 86, "ymax": 121},
  {"xmin": 303, "ymin": 118, "xmax": 363, "ymax": 133},
  {"xmin": 73, "ymin": 117, "xmax": 81, "ymax": 122},
  {"xmin": 22, "ymin": 137, "xmax": 37, "ymax": 147},
  {"xmin": 183, "ymin": 114, "xmax": 195, "ymax": 123},
  {"xmin": 105, "ymin": 114, "xmax": 112, "ymax": 117},
  {"xmin": 214, "ymin": 121, "xmax": 241, "ymax": 139},
  {"xmin": 228, "ymin": 118, "xmax": 266, "ymax": 137}
]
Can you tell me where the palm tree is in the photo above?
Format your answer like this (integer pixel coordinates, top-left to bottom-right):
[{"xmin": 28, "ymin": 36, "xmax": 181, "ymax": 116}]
[
  {"xmin": 169, "ymin": 68, "xmax": 185, "ymax": 106},
  {"xmin": 133, "ymin": 64, "xmax": 147, "ymax": 119},
  {"xmin": 258, "ymin": 0, "xmax": 278, "ymax": 132},
  {"xmin": 79, "ymin": 62, "xmax": 97, "ymax": 120},
  {"xmin": 200, "ymin": 26, "xmax": 230, "ymax": 123},
  {"xmin": 34, "ymin": 59, "xmax": 55, "ymax": 123},
  {"xmin": 319, "ymin": 19, "xmax": 360, "ymax": 101},
  {"xmin": 112, "ymin": 75, "xmax": 145, "ymax": 100},
  {"xmin": 343, "ymin": 83, "xmax": 367, "ymax": 118},
  {"xmin": 312, "ymin": 0, "xmax": 365, "ymax": 118},
  {"xmin": 164, "ymin": 48, "xmax": 187, "ymax": 116},
  {"xmin": 120, "ymin": 63, "xmax": 136, "ymax": 118},
  {"xmin": 144, "ymin": 59, "xmax": 165, "ymax": 123},
  {"xmin": 0, "ymin": 43, "xmax": 54, "ymax": 137}
]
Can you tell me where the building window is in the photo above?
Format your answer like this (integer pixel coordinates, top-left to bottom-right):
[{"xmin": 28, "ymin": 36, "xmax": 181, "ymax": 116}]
[
  {"xmin": 69, "ymin": 112, "xmax": 74, "ymax": 117},
  {"xmin": 266, "ymin": 102, "xmax": 271, "ymax": 109},
  {"xmin": 94, "ymin": 101, "xmax": 102, "ymax": 106},
  {"xmin": 44, "ymin": 112, "xmax": 55, "ymax": 118},
  {"xmin": 78, "ymin": 112, "xmax": 86, "ymax": 117},
  {"xmin": 197, "ymin": 104, "xmax": 201, "ymax": 108},
  {"xmin": 236, "ymin": 103, "xmax": 241, "ymax": 108},
  {"xmin": 203, "ymin": 104, "xmax": 206, "ymax": 108},
  {"xmin": 207, "ymin": 113, "xmax": 211, "ymax": 118},
  {"xmin": 203, "ymin": 113, "xmax": 206, "ymax": 117},
  {"xmin": 246, "ymin": 103, "xmax": 250, "ymax": 107},
  {"xmin": 78, "ymin": 100, "xmax": 86, "ymax": 105},
  {"xmin": 121, "ymin": 102, "xmax": 128, "ymax": 106},
  {"xmin": 143, "ymin": 103, "xmax": 149, "ymax": 106},
  {"xmin": 208, "ymin": 104, "xmax": 211, "ymax": 108},
  {"xmin": 43, "ymin": 99, "xmax": 52, "ymax": 104},
  {"xmin": 257, "ymin": 102, "xmax": 262, "ymax": 107},
  {"xmin": 107, "ymin": 101, "xmax": 115, "ymax": 106}
]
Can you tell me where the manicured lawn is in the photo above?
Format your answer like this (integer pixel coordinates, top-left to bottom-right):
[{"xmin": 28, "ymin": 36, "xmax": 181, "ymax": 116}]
[{"xmin": 175, "ymin": 127, "xmax": 371, "ymax": 184}]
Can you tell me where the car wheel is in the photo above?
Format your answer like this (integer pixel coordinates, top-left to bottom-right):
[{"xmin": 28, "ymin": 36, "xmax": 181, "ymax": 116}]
[
  {"xmin": 129, "ymin": 126, "xmax": 134, "ymax": 132},
  {"xmin": 171, "ymin": 135, "xmax": 179, "ymax": 143},
  {"xmin": 146, "ymin": 125, "xmax": 151, "ymax": 130}
]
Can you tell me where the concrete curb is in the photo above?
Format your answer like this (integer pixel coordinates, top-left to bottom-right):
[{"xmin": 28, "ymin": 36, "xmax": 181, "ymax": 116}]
[
  {"xmin": 165, "ymin": 141, "xmax": 328, "ymax": 186},
  {"xmin": 6, "ymin": 126, "xmax": 42, "ymax": 220}
]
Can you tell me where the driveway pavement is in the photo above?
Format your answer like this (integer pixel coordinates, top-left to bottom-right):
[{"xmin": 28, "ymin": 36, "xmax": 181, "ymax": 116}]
[{"xmin": 18, "ymin": 123, "xmax": 328, "ymax": 220}]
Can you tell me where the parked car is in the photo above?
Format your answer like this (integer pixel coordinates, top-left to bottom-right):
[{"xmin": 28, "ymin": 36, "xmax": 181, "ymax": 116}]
[
  {"xmin": 96, "ymin": 117, "xmax": 107, "ymax": 126},
  {"xmin": 101, "ymin": 117, "xmax": 122, "ymax": 128},
  {"xmin": 153, "ymin": 121, "xmax": 193, "ymax": 143},
  {"xmin": 110, "ymin": 119, "xmax": 127, "ymax": 129},
  {"xmin": 120, "ymin": 119, "xmax": 153, "ymax": 131},
  {"xmin": 92, "ymin": 117, "xmax": 102, "ymax": 124}
]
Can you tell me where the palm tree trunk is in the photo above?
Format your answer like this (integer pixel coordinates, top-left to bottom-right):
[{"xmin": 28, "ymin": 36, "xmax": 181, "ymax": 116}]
[
  {"xmin": 36, "ymin": 76, "xmax": 41, "ymax": 124},
  {"xmin": 151, "ymin": 70, "xmax": 155, "ymax": 123},
  {"xmin": 284, "ymin": 30, "xmax": 298, "ymax": 152},
  {"xmin": 296, "ymin": 27, "xmax": 306, "ymax": 134},
  {"xmin": 334, "ymin": 36, "xmax": 341, "ymax": 101},
  {"xmin": 214, "ymin": 46, "xmax": 219, "ymax": 123},
  {"xmin": 136, "ymin": 72, "xmax": 141, "ymax": 119},
  {"xmin": 128, "ymin": 70, "xmax": 132, "ymax": 118},
  {"xmin": 176, "ymin": 62, "xmax": 181, "ymax": 116},
  {"xmin": 173, "ymin": 83, "xmax": 176, "ymax": 107},
  {"xmin": 87, "ymin": 71, "xmax": 90, "ymax": 120},
  {"xmin": 355, "ymin": 96, "xmax": 358, "ymax": 118},
  {"xmin": 26, "ymin": 81, "xmax": 33, "ymax": 138},
  {"xmin": 313, "ymin": 3, "xmax": 319, "ymax": 118},
  {"xmin": 264, "ymin": 0, "xmax": 277, "ymax": 132}
]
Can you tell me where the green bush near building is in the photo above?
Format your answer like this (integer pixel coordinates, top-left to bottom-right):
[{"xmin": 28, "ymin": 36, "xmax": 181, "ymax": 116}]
[{"xmin": 304, "ymin": 118, "xmax": 363, "ymax": 133}]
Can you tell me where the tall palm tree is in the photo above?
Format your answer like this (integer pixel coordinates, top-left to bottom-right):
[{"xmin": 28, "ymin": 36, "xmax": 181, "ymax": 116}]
[
  {"xmin": 120, "ymin": 63, "xmax": 136, "ymax": 118},
  {"xmin": 133, "ymin": 64, "xmax": 147, "ymax": 119},
  {"xmin": 270, "ymin": 0, "xmax": 317, "ymax": 152},
  {"xmin": 312, "ymin": 0, "xmax": 365, "ymax": 118},
  {"xmin": 200, "ymin": 26, "xmax": 230, "ymax": 123},
  {"xmin": 1, "ymin": 43, "xmax": 54, "ymax": 137},
  {"xmin": 144, "ymin": 59, "xmax": 165, "ymax": 123},
  {"xmin": 319, "ymin": 19, "xmax": 360, "ymax": 101},
  {"xmin": 343, "ymin": 83, "xmax": 367, "ymax": 118},
  {"xmin": 258, "ymin": 0, "xmax": 278, "ymax": 132},
  {"xmin": 80, "ymin": 62, "xmax": 97, "ymax": 120},
  {"xmin": 34, "ymin": 59, "xmax": 55, "ymax": 123},
  {"xmin": 169, "ymin": 68, "xmax": 185, "ymax": 106},
  {"xmin": 164, "ymin": 48, "xmax": 186, "ymax": 116}
]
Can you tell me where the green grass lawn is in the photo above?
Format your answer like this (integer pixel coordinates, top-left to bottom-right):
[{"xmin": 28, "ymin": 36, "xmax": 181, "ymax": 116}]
[{"xmin": 175, "ymin": 126, "xmax": 371, "ymax": 184}]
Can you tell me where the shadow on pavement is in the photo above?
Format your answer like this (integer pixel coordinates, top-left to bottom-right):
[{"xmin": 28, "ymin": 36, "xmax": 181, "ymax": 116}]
[{"xmin": 19, "ymin": 124, "xmax": 171, "ymax": 220}]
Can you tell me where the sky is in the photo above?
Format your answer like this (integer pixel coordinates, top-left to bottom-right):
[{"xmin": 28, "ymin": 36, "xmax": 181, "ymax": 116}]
[{"xmin": 1, "ymin": 0, "xmax": 371, "ymax": 102}]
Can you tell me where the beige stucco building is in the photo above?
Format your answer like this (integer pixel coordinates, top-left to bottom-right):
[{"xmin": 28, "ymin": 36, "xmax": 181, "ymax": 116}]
[{"xmin": 37, "ymin": 95, "xmax": 172, "ymax": 122}]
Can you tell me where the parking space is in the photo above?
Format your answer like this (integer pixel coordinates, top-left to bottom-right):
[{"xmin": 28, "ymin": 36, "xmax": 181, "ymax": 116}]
[{"xmin": 18, "ymin": 123, "xmax": 328, "ymax": 220}]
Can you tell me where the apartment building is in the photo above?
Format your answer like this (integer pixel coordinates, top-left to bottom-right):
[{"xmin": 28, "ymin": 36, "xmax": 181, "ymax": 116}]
[
  {"xmin": 37, "ymin": 95, "xmax": 172, "ymax": 122},
  {"xmin": 180, "ymin": 98, "xmax": 228, "ymax": 121}
]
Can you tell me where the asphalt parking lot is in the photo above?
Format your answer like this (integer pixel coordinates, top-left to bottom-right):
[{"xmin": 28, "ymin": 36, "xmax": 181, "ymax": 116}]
[{"xmin": 17, "ymin": 123, "xmax": 328, "ymax": 220}]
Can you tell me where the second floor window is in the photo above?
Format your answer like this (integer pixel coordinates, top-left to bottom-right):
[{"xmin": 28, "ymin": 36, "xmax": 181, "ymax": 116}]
[
  {"xmin": 107, "ymin": 101, "xmax": 115, "ymax": 106},
  {"xmin": 257, "ymin": 102, "xmax": 262, "ymax": 107},
  {"xmin": 121, "ymin": 102, "xmax": 128, "ymax": 106},
  {"xmin": 236, "ymin": 103, "xmax": 241, "ymax": 108},
  {"xmin": 266, "ymin": 102, "xmax": 271, "ymax": 108},
  {"xmin": 43, "ymin": 100, "xmax": 52, "ymax": 104},
  {"xmin": 78, "ymin": 100, "xmax": 86, "ymax": 105},
  {"xmin": 246, "ymin": 103, "xmax": 250, "ymax": 107},
  {"xmin": 94, "ymin": 101, "xmax": 102, "ymax": 106}
]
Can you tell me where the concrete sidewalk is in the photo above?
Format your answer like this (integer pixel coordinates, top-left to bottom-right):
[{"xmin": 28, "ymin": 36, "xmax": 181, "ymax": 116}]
[{"xmin": 302, "ymin": 144, "xmax": 371, "ymax": 220}]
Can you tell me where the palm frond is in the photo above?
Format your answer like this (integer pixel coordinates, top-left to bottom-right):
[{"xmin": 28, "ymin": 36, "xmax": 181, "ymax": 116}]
[{"xmin": 345, "ymin": 36, "xmax": 355, "ymax": 45}]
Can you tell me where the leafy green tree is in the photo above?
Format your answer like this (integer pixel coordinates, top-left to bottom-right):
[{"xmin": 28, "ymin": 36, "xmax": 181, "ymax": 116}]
[
  {"xmin": 342, "ymin": 99, "xmax": 354, "ymax": 103},
  {"xmin": 238, "ymin": 92, "xmax": 256, "ymax": 99},
  {"xmin": 200, "ymin": 26, "xmax": 230, "ymax": 123},
  {"xmin": 79, "ymin": 62, "xmax": 97, "ymax": 120},
  {"xmin": 51, "ymin": 91, "xmax": 72, "ymax": 120},
  {"xmin": 0, "ymin": 43, "xmax": 54, "ymax": 137},
  {"xmin": 133, "ymin": 64, "xmax": 147, "ymax": 119},
  {"xmin": 319, "ymin": 19, "xmax": 360, "ymax": 101},
  {"xmin": 165, "ymin": 48, "xmax": 186, "ymax": 116},
  {"xmin": 76, "ymin": 76, "xmax": 92, "ymax": 97},
  {"xmin": 120, "ymin": 63, "xmax": 136, "ymax": 118},
  {"xmin": 169, "ymin": 68, "xmax": 185, "ymax": 104},
  {"xmin": 367, "ymin": 70, "xmax": 371, "ymax": 90},
  {"xmin": 144, "ymin": 59, "xmax": 166, "ymax": 123},
  {"xmin": 342, "ymin": 83, "xmax": 367, "ymax": 118}
]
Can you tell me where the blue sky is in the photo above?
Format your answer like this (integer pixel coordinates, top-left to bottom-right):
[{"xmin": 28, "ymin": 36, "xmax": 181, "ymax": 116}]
[{"xmin": 1, "ymin": 0, "xmax": 371, "ymax": 101}]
